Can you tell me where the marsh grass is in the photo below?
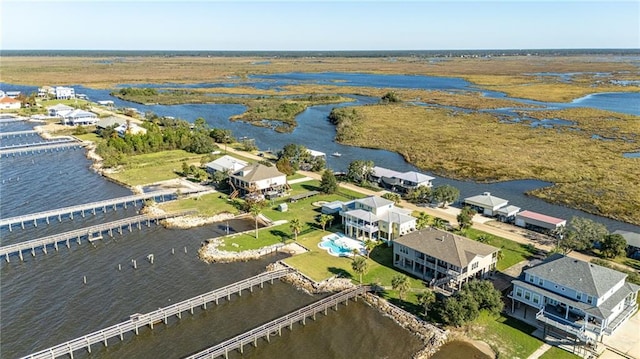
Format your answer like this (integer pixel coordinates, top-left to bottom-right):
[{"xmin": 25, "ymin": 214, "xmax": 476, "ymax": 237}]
[{"xmin": 333, "ymin": 104, "xmax": 640, "ymax": 225}]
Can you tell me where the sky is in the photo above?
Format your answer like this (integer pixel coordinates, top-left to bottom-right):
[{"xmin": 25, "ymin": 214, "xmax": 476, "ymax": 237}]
[{"xmin": 1, "ymin": 1, "xmax": 638, "ymax": 51}]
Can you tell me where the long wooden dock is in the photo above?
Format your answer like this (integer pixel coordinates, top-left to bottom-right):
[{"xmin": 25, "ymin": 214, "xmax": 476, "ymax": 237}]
[
  {"xmin": 0, "ymin": 130, "xmax": 39, "ymax": 138},
  {"xmin": 0, "ymin": 211, "xmax": 194, "ymax": 262},
  {"xmin": 0, "ymin": 190, "xmax": 191, "ymax": 230},
  {"xmin": 186, "ymin": 286, "xmax": 368, "ymax": 359},
  {"xmin": 21, "ymin": 269, "xmax": 295, "ymax": 359},
  {"xmin": 0, "ymin": 141, "xmax": 87, "ymax": 157}
]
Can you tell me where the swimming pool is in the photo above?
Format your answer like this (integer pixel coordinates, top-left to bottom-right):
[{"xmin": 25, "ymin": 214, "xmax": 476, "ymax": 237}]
[{"xmin": 318, "ymin": 233, "xmax": 366, "ymax": 257}]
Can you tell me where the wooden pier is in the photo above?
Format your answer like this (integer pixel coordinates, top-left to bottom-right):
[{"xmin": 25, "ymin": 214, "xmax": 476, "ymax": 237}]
[
  {"xmin": 0, "ymin": 138, "xmax": 75, "ymax": 150},
  {"xmin": 0, "ymin": 130, "xmax": 39, "ymax": 138},
  {"xmin": 0, "ymin": 116, "xmax": 25, "ymax": 123},
  {"xmin": 21, "ymin": 269, "xmax": 295, "ymax": 359},
  {"xmin": 0, "ymin": 141, "xmax": 87, "ymax": 157},
  {"xmin": 0, "ymin": 190, "xmax": 193, "ymax": 231},
  {"xmin": 186, "ymin": 286, "xmax": 368, "ymax": 359},
  {"xmin": 0, "ymin": 211, "xmax": 194, "ymax": 262}
]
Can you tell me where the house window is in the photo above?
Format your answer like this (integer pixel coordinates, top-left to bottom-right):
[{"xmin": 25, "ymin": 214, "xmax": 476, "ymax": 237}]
[
  {"xmin": 399, "ymin": 247, "xmax": 408, "ymax": 255},
  {"xmin": 524, "ymin": 291, "xmax": 531, "ymax": 301},
  {"xmin": 471, "ymin": 262, "xmax": 479, "ymax": 270},
  {"xmin": 576, "ymin": 292, "xmax": 582, "ymax": 301},
  {"xmin": 538, "ymin": 278, "xmax": 543, "ymax": 286},
  {"xmin": 528, "ymin": 275, "xmax": 536, "ymax": 283},
  {"xmin": 533, "ymin": 294, "xmax": 540, "ymax": 305},
  {"xmin": 516, "ymin": 287, "xmax": 523, "ymax": 297},
  {"xmin": 587, "ymin": 296, "xmax": 594, "ymax": 305}
]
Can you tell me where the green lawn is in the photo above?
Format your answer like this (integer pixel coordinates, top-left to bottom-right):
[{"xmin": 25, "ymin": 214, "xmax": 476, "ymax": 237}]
[
  {"xmin": 159, "ymin": 192, "xmax": 239, "ymax": 217},
  {"xmin": 539, "ymin": 347, "xmax": 581, "ymax": 359},
  {"xmin": 107, "ymin": 150, "xmax": 205, "ymax": 186},
  {"xmin": 469, "ymin": 312, "xmax": 543, "ymax": 359},
  {"xmin": 286, "ymin": 173, "xmax": 307, "ymax": 181},
  {"xmin": 464, "ymin": 228, "xmax": 534, "ymax": 271},
  {"xmin": 216, "ymin": 226, "xmax": 286, "ymax": 251}
]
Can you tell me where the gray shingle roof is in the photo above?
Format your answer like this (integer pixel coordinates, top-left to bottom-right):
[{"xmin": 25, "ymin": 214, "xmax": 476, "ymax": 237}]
[
  {"xmin": 613, "ymin": 230, "xmax": 640, "ymax": 249},
  {"xmin": 395, "ymin": 228, "xmax": 499, "ymax": 267},
  {"xmin": 232, "ymin": 163, "xmax": 285, "ymax": 182},
  {"xmin": 524, "ymin": 254, "xmax": 627, "ymax": 298}
]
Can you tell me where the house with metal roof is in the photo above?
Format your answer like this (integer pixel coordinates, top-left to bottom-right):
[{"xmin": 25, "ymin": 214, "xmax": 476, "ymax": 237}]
[
  {"xmin": 205, "ymin": 155, "xmax": 248, "ymax": 175},
  {"xmin": 509, "ymin": 254, "xmax": 639, "ymax": 345},
  {"xmin": 393, "ymin": 227, "xmax": 499, "ymax": 292},
  {"xmin": 370, "ymin": 166, "xmax": 434, "ymax": 193},
  {"xmin": 341, "ymin": 195, "xmax": 416, "ymax": 241},
  {"xmin": 463, "ymin": 192, "xmax": 510, "ymax": 216},
  {"xmin": 515, "ymin": 210, "xmax": 566, "ymax": 233},
  {"xmin": 229, "ymin": 163, "xmax": 287, "ymax": 200},
  {"xmin": 613, "ymin": 230, "xmax": 640, "ymax": 259}
]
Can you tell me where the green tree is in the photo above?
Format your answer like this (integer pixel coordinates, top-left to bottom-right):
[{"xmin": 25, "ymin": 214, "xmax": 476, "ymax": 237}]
[
  {"xmin": 558, "ymin": 230, "xmax": 581, "ymax": 255},
  {"xmin": 381, "ymin": 91, "xmax": 401, "ymax": 103},
  {"xmin": 289, "ymin": 218, "xmax": 302, "ymax": 242},
  {"xmin": 600, "ymin": 234, "xmax": 627, "ymax": 258},
  {"xmin": 432, "ymin": 217, "xmax": 448, "ymax": 230},
  {"xmin": 278, "ymin": 143, "xmax": 309, "ymax": 171},
  {"xmin": 416, "ymin": 212, "xmax": 431, "ymax": 230},
  {"xmin": 317, "ymin": 214, "xmax": 334, "ymax": 231},
  {"xmin": 432, "ymin": 184, "xmax": 460, "ymax": 208},
  {"xmin": 416, "ymin": 290, "xmax": 436, "ymax": 317},
  {"xmin": 569, "ymin": 217, "xmax": 609, "ymax": 250},
  {"xmin": 381, "ymin": 192, "xmax": 401, "ymax": 204},
  {"xmin": 275, "ymin": 157, "xmax": 295, "ymax": 176},
  {"xmin": 405, "ymin": 186, "xmax": 432, "ymax": 204},
  {"xmin": 461, "ymin": 280, "xmax": 504, "ymax": 316},
  {"xmin": 346, "ymin": 159, "xmax": 374, "ymax": 184},
  {"xmin": 457, "ymin": 206, "xmax": 477, "ymax": 230},
  {"xmin": 351, "ymin": 256, "xmax": 369, "ymax": 283},
  {"xmin": 320, "ymin": 169, "xmax": 338, "ymax": 194},
  {"xmin": 311, "ymin": 156, "xmax": 326, "ymax": 172},
  {"xmin": 391, "ymin": 274, "xmax": 411, "ymax": 300},
  {"xmin": 364, "ymin": 239, "xmax": 377, "ymax": 258}
]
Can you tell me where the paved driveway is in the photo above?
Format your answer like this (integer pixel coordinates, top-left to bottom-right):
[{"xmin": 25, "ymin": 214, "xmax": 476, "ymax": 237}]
[{"xmin": 602, "ymin": 311, "xmax": 640, "ymax": 358}]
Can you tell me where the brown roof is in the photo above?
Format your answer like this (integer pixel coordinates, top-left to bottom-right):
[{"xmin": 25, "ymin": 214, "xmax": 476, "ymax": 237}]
[
  {"xmin": 232, "ymin": 163, "xmax": 285, "ymax": 182},
  {"xmin": 395, "ymin": 228, "xmax": 499, "ymax": 267},
  {"xmin": 0, "ymin": 97, "xmax": 20, "ymax": 104}
]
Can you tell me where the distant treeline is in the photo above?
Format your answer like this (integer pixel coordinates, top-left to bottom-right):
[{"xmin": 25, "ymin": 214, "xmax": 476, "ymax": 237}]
[{"xmin": 4, "ymin": 49, "xmax": 640, "ymax": 58}]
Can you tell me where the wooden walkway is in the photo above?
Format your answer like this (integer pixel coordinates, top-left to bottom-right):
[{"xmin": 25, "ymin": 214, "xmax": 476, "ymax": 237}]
[
  {"xmin": 21, "ymin": 269, "xmax": 295, "ymax": 359},
  {"xmin": 187, "ymin": 286, "xmax": 368, "ymax": 359},
  {"xmin": 0, "ymin": 141, "xmax": 87, "ymax": 157},
  {"xmin": 0, "ymin": 211, "xmax": 194, "ymax": 262},
  {"xmin": 0, "ymin": 130, "xmax": 38, "ymax": 138},
  {"xmin": 0, "ymin": 190, "xmax": 189, "ymax": 230}
]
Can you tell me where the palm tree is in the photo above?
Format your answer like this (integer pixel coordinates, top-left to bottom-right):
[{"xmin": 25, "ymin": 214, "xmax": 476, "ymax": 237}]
[
  {"xmin": 249, "ymin": 203, "xmax": 262, "ymax": 239},
  {"xmin": 364, "ymin": 239, "xmax": 377, "ymax": 258},
  {"xmin": 351, "ymin": 256, "xmax": 369, "ymax": 283},
  {"xmin": 289, "ymin": 218, "xmax": 302, "ymax": 242},
  {"xmin": 318, "ymin": 214, "xmax": 333, "ymax": 231},
  {"xmin": 391, "ymin": 274, "xmax": 411, "ymax": 300},
  {"xmin": 432, "ymin": 217, "xmax": 447, "ymax": 230},
  {"xmin": 416, "ymin": 290, "xmax": 436, "ymax": 318},
  {"xmin": 416, "ymin": 212, "xmax": 431, "ymax": 230}
]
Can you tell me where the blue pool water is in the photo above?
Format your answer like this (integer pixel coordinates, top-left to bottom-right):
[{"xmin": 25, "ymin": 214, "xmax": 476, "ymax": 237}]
[{"xmin": 318, "ymin": 233, "xmax": 365, "ymax": 257}]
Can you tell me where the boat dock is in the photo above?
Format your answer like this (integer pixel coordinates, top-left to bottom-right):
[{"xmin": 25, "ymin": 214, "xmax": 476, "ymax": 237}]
[
  {"xmin": 187, "ymin": 286, "xmax": 368, "ymax": 359},
  {"xmin": 0, "ymin": 141, "xmax": 88, "ymax": 157},
  {"xmin": 0, "ymin": 211, "xmax": 194, "ymax": 262},
  {"xmin": 21, "ymin": 269, "xmax": 295, "ymax": 359},
  {"xmin": 0, "ymin": 138, "xmax": 75, "ymax": 150},
  {"xmin": 0, "ymin": 130, "xmax": 39, "ymax": 138},
  {"xmin": 0, "ymin": 190, "xmax": 193, "ymax": 231}
]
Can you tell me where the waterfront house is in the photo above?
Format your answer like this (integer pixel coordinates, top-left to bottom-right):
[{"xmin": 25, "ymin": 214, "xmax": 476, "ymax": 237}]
[
  {"xmin": 38, "ymin": 86, "xmax": 56, "ymax": 98},
  {"xmin": 229, "ymin": 163, "xmax": 287, "ymax": 200},
  {"xmin": 393, "ymin": 227, "xmax": 499, "ymax": 292},
  {"xmin": 60, "ymin": 109, "xmax": 98, "ymax": 126},
  {"xmin": 515, "ymin": 210, "xmax": 566, "ymax": 234},
  {"xmin": 47, "ymin": 104, "xmax": 74, "ymax": 117},
  {"xmin": 55, "ymin": 86, "xmax": 75, "ymax": 100},
  {"xmin": 95, "ymin": 116, "xmax": 123, "ymax": 130},
  {"xmin": 370, "ymin": 166, "xmax": 434, "ymax": 193},
  {"xmin": 114, "ymin": 122, "xmax": 147, "ymax": 137},
  {"xmin": 463, "ymin": 192, "xmax": 509, "ymax": 216},
  {"xmin": 0, "ymin": 96, "xmax": 21, "ymax": 110},
  {"xmin": 612, "ymin": 230, "xmax": 640, "ymax": 259},
  {"xmin": 341, "ymin": 195, "xmax": 416, "ymax": 241},
  {"xmin": 205, "ymin": 155, "xmax": 248, "ymax": 175},
  {"xmin": 509, "ymin": 254, "xmax": 639, "ymax": 344}
]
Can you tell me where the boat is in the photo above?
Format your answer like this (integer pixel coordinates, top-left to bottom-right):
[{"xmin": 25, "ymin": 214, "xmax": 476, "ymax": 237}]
[{"xmin": 332, "ymin": 152, "xmax": 342, "ymax": 157}]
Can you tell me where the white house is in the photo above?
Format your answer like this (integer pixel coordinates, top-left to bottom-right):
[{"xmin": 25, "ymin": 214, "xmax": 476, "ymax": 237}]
[
  {"xmin": 55, "ymin": 86, "xmax": 75, "ymax": 100},
  {"xmin": 229, "ymin": 163, "xmax": 287, "ymax": 199},
  {"xmin": 61, "ymin": 109, "xmax": 98, "ymax": 126},
  {"xmin": 38, "ymin": 86, "xmax": 56, "ymax": 98},
  {"xmin": 464, "ymin": 192, "xmax": 510, "ymax": 216},
  {"xmin": 515, "ymin": 210, "xmax": 566, "ymax": 233},
  {"xmin": 370, "ymin": 166, "xmax": 434, "ymax": 193},
  {"xmin": 114, "ymin": 122, "xmax": 147, "ymax": 137},
  {"xmin": 509, "ymin": 255, "xmax": 639, "ymax": 345},
  {"xmin": 0, "ymin": 96, "xmax": 21, "ymax": 110},
  {"xmin": 393, "ymin": 227, "xmax": 499, "ymax": 291},
  {"xmin": 341, "ymin": 196, "xmax": 416, "ymax": 241},
  {"xmin": 205, "ymin": 155, "xmax": 248, "ymax": 175},
  {"xmin": 48, "ymin": 104, "xmax": 75, "ymax": 117}
]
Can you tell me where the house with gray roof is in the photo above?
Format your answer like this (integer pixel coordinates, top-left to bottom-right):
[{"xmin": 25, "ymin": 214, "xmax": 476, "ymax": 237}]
[
  {"xmin": 205, "ymin": 155, "xmax": 248, "ymax": 175},
  {"xmin": 370, "ymin": 166, "xmax": 434, "ymax": 193},
  {"xmin": 393, "ymin": 227, "xmax": 499, "ymax": 292},
  {"xmin": 464, "ymin": 192, "xmax": 510, "ymax": 216},
  {"xmin": 509, "ymin": 254, "xmax": 639, "ymax": 344},
  {"xmin": 613, "ymin": 230, "xmax": 640, "ymax": 259},
  {"xmin": 341, "ymin": 195, "xmax": 416, "ymax": 241}
]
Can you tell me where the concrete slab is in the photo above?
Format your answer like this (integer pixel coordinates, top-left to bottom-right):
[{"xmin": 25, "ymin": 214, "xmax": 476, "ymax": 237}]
[{"xmin": 602, "ymin": 311, "xmax": 640, "ymax": 358}]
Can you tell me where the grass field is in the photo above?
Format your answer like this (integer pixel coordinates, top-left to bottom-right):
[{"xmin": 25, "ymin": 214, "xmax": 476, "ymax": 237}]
[
  {"xmin": 463, "ymin": 228, "xmax": 533, "ymax": 271},
  {"xmin": 159, "ymin": 192, "xmax": 239, "ymax": 217},
  {"xmin": 539, "ymin": 346, "xmax": 581, "ymax": 359},
  {"xmin": 106, "ymin": 150, "xmax": 205, "ymax": 186},
  {"xmin": 331, "ymin": 103, "xmax": 640, "ymax": 225},
  {"xmin": 468, "ymin": 312, "xmax": 544, "ymax": 359}
]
